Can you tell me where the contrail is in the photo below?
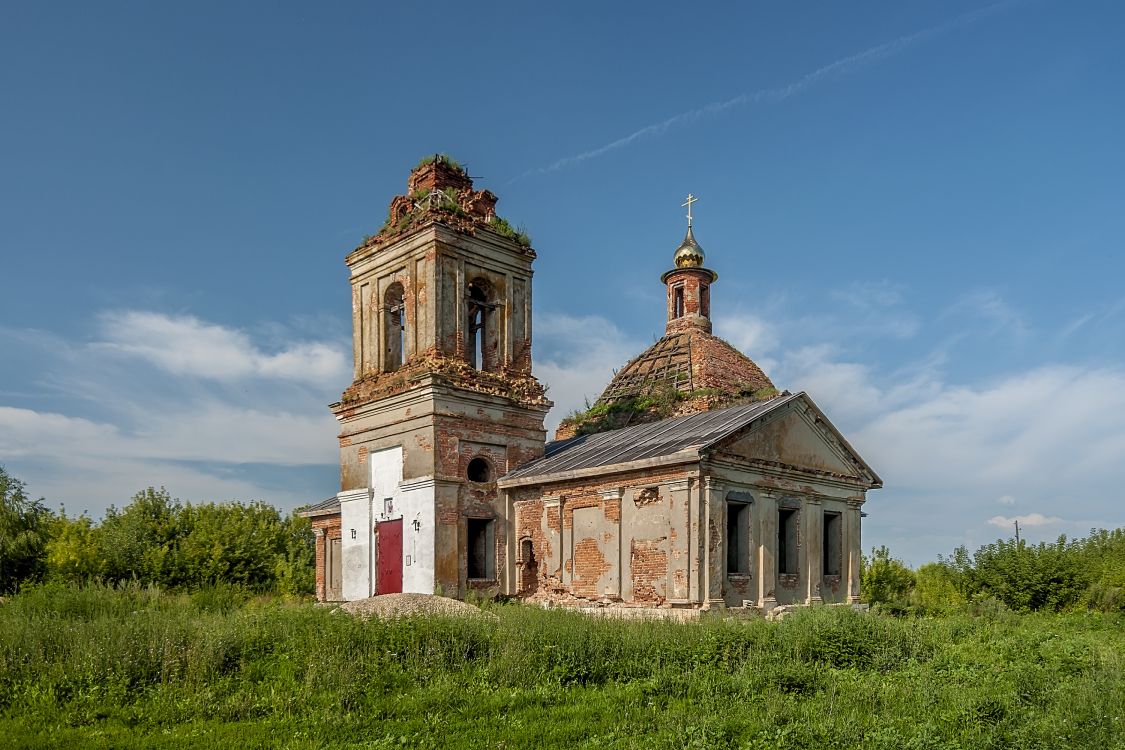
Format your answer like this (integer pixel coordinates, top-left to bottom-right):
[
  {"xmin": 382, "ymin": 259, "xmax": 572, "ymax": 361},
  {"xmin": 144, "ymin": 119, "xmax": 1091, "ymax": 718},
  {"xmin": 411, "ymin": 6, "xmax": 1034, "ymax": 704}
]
[{"xmin": 510, "ymin": 1, "xmax": 1019, "ymax": 182}]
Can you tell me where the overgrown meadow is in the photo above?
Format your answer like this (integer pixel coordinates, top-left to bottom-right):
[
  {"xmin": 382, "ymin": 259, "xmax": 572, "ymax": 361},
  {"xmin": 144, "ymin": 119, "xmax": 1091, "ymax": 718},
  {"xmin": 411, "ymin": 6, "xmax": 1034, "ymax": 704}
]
[{"xmin": 1, "ymin": 584, "xmax": 1122, "ymax": 749}]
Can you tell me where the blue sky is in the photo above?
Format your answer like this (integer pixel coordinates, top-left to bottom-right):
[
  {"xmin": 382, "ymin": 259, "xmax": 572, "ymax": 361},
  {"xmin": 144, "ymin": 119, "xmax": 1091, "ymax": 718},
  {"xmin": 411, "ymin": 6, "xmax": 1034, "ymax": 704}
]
[{"xmin": 2, "ymin": 1, "xmax": 1123, "ymax": 564}]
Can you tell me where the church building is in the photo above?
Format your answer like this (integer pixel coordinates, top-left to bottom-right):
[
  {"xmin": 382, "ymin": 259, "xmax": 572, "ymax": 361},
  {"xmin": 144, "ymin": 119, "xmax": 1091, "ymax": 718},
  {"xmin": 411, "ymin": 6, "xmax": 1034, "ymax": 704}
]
[{"xmin": 300, "ymin": 157, "xmax": 881, "ymax": 612}]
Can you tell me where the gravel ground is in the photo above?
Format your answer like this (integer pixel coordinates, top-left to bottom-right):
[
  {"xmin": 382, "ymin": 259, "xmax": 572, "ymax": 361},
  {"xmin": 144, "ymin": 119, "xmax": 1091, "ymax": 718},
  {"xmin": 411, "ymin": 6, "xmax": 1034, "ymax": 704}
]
[{"xmin": 337, "ymin": 593, "xmax": 497, "ymax": 621}]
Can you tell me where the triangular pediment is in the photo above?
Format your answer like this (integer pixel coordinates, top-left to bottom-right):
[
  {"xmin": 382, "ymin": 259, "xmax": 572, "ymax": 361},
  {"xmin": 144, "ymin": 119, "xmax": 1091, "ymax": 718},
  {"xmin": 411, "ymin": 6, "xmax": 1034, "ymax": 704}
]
[{"xmin": 708, "ymin": 393, "xmax": 880, "ymax": 486}]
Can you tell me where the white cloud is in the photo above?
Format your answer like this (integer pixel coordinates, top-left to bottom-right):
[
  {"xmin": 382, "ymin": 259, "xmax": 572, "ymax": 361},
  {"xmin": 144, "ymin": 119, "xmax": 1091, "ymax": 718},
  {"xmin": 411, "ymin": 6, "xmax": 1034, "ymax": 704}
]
[
  {"xmin": 533, "ymin": 313, "xmax": 644, "ymax": 433},
  {"xmin": 0, "ymin": 310, "xmax": 346, "ymax": 515},
  {"xmin": 830, "ymin": 280, "xmax": 906, "ymax": 309},
  {"xmin": 714, "ymin": 313, "xmax": 780, "ymax": 356},
  {"xmin": 997, "ymin": 494, "xmax": 1016, "ymax": 506},
  {"xmin": 97, "ymin": 311, "xmax": 349, "ymax": 385},
  {"xmin": 987, "ymin": 513, "xmax": 1064, "ymax": 529},
  {"xmin": 942, "ymin": 290, "xmax": 1029, "ymax": 340}
]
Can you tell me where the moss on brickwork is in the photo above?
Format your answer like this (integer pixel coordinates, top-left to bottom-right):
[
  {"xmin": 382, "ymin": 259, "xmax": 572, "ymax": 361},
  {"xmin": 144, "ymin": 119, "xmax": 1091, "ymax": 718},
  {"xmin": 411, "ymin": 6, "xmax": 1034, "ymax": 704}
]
[
  {"xmin": 487, "ymin": 216, "xmax": 532, "ymax": 248},
  {"xmin": 341, "ymin": 352, "xmax": 549, "ymax": 410},
  {"xmin": 556, "ymin": 329, "xmax": 778, "ymax": 439},
  {"xmin": 415, "ymin": 153, "xmax": 464, "ymax": 172},
  {"xmin": 361, "ymin": 156, "xmax": 531, "ymax": 252},
  {"xmin": 558, "ymin": 384, "xmax": 779, "ymax": 437}
]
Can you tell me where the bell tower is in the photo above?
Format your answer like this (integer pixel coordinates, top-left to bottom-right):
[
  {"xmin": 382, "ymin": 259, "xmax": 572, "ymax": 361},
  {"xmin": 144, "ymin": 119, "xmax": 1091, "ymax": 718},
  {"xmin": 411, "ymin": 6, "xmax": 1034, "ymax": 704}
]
[{"xmin": 330, "ymin": 155, "xmax": 550, "ymax": 600}]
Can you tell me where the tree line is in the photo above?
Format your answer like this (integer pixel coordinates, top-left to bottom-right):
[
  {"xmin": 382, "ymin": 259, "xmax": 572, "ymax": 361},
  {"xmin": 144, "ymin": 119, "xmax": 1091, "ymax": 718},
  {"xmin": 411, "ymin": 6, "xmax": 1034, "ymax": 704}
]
[
  {"xmin": 0, "ymin": 466, "xmax": 313, "ymax": 596},
  {"xmin": 862, "ymin": 529, "xmax": 1125, "ymax": 614},
  {"xmin": 3, "ymin": 463, "xmax": 1124, "ymax": 610}
]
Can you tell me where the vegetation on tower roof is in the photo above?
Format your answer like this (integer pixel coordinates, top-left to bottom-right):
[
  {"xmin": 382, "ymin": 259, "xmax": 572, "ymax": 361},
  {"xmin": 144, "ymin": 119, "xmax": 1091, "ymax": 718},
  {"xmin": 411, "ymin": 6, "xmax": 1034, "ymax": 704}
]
[
  {"xmin": 415, "ymin": 153, "xmax": 465, "ymax": 172},
  {"xmin": 488, "ymin": 216, "xmax": 532, "ymax": 248}
]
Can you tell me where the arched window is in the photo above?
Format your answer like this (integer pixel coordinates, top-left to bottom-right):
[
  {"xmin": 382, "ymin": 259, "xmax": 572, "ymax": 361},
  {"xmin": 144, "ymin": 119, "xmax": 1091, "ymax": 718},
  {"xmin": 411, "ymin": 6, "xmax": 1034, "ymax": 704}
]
[
  {"xmin": 384, "ymin": 282, "xmax": 406, "ymax": 372},
  {"xmin": 466, "ymin": 280, "xmax": 490, "ymax": 370}
]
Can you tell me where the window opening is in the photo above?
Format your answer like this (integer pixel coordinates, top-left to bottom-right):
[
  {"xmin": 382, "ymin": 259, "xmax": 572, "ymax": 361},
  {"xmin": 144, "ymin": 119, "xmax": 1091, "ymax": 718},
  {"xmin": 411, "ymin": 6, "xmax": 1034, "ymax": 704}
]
[
  {"xmin": 726, "ymin": 501, "xmax": 751, "ymax": 574},
  {"xmin": 778, "ymin": 507, "xmax": 799, "ymax": 575},
  {"xmin": 467, "ymin": 518, "xmax": 495, "ymax": 579},
  {"xmin": 384, "ymin": 283, "xmax": 406, "ymax": 372},
  {"xmin": 673, "ymin": 286, "xmax": 685, "ymax": 318},
  {"xmin": 467, "ymin": 281, "xmax": 489, "ymax": 370},
  {"xmin": 518, "ymin": 537, "xmax": 537, "ymax": 594},
  {"xmin": 466, "ymin": 457, "xmax": 492, "ymax": 483},
  {"xmin": 700, "ymin": 284, "xmax": 710, "ymax": 318},
  {"xmin": 823, "ymin": 512, "xmax": 842, "ymax": 576}
]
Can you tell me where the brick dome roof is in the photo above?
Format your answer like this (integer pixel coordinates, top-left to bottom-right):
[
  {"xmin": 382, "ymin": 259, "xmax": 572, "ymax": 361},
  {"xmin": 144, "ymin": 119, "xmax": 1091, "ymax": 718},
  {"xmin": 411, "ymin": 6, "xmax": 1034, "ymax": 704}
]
[{"xmin": 556, "ymin": 328, "xmax": 777, "ymax": 439}]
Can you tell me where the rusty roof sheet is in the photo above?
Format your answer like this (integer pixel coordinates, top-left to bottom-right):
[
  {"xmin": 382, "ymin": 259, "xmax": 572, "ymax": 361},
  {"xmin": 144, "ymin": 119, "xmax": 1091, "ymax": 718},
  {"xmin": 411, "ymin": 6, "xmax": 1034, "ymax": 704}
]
[
  {"xmin": 298, "ymin": 496, "xmax": 340, "ymax": 518},
  {"xmin": 503, "ymin": 393, "xmax": 801, "ymax": 482}
]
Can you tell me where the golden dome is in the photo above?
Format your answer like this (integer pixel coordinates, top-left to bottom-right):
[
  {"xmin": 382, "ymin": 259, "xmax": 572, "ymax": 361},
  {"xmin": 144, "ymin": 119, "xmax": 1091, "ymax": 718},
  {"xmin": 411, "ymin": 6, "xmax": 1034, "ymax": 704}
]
[{"xmin": 673, "ymin": 226, "xmax": 705, "ymax": 268}]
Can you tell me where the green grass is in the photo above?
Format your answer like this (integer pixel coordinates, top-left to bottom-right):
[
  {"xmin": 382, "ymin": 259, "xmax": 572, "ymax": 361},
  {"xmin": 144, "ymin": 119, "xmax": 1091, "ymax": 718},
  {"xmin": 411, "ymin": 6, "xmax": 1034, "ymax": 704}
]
[{"xmin": 2, "ymin": 584, "xmax": 1123, "ymax": 748}]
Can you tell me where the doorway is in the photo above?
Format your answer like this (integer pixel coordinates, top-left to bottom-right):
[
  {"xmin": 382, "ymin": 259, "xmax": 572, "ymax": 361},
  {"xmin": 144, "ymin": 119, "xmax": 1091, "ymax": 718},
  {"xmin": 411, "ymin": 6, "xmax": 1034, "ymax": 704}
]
[{"xmin": 376, "ymin": 519, "xmax": 403, "ymax": 595}]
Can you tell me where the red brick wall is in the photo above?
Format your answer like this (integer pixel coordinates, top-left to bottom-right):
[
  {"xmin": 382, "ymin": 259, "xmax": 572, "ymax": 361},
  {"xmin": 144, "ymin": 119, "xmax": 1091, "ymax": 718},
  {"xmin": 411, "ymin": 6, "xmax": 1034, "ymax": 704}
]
[
  {"xmin": 664, "ymin": 268, "xmax": 713, "ymax": 334},
  {"xmin": 511, "ymin": 465, "xmax": 693, "ymax": 605},
  {"xmin": 311, "ymin": 515, "xmax": 342, "ymax": 602}
]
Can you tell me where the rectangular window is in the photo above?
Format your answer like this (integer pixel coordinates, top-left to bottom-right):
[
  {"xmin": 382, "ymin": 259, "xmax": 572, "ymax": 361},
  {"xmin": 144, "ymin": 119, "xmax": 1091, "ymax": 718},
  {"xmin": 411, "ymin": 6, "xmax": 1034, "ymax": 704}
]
[
  {"xmin": 673, "ymin": 286, "xmax": 684, "ymax": 318},
  {"xmin": 823, "ymin": 512, "xmax": 842, "ymax": 576},
  {"xmin": 467, "ymin": 518, "xmax": 495, "ymax": 579},
  {"xmin": 726, "ymin": 501, "xmax": 751, "ymax": 574},
  {"xmin": 778, "ymin": 508, "xmax": 799, "ymax": 575}
]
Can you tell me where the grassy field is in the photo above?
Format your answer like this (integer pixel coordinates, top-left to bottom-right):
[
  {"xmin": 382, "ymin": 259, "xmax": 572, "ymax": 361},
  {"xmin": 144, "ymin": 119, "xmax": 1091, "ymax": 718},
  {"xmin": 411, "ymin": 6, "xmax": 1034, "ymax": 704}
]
[{"xmin": 1, "ymin": 584, "xmax": 1122, "ymax": 749}]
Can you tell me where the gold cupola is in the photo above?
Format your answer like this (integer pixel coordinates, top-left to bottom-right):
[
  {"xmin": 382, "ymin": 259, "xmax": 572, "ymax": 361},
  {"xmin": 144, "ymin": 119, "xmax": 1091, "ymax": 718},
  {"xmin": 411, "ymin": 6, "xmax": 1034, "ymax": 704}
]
[{"xmin": 673, "ymin": 225, "xmax": 706, "ymax": 268}]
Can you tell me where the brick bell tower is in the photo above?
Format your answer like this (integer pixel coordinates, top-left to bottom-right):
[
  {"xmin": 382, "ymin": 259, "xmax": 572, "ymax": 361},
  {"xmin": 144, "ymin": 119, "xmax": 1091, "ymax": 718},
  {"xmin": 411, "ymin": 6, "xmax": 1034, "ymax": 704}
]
[{"xmin": 329, "ymin": 156, "xmax": 550, "ymax": 601}]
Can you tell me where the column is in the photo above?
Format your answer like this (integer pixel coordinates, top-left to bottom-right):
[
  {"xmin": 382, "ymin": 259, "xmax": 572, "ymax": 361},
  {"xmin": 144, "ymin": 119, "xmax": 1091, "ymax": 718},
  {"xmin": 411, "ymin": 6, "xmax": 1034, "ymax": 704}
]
[
  {"xmin": 757, "ymin": 490, "xmax": 778, "ymax": 610},
  {"xmin": 703, "ymin": 477, "xmax": 726, "ymax": 608},
  {"xmin": 846, "ymin": 500, "xmax": 863, "ymax": 604},
  {"xmin": 805, "ymin": 497, "xmax": 823, "ymax": 604}
]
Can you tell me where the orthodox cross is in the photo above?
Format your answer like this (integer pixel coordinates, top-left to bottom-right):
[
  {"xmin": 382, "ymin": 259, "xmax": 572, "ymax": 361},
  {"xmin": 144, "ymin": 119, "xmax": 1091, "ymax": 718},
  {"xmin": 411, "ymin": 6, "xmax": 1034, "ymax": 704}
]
[{"xmin": 682, "ymin": 193, "xmax": 698, "ymax": 228}]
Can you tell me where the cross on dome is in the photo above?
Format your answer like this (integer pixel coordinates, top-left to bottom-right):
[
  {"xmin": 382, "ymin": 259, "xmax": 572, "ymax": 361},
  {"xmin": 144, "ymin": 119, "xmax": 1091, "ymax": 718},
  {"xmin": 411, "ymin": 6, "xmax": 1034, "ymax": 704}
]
[{"xmin": 682, "ymin": 193, "xmax": 698, "ymax": 228}]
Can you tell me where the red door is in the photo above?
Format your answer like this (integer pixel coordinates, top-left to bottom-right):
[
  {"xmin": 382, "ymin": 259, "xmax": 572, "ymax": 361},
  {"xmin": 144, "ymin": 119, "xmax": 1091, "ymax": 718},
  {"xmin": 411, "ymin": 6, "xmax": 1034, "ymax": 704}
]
[{"xmin": 376, "ymin": 519, "xmax": 403, "ymax": 595}]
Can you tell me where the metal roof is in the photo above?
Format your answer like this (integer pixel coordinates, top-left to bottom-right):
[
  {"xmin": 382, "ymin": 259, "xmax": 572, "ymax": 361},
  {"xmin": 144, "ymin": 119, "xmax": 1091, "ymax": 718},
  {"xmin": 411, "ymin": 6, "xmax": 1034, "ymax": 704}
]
[
  {"xmin": 298, "ymin": 496, "xmax": 341, "ymax": 518},
  {"xmin": 502, "ymin": 393, "xmax": 801, "ymax": 483}
]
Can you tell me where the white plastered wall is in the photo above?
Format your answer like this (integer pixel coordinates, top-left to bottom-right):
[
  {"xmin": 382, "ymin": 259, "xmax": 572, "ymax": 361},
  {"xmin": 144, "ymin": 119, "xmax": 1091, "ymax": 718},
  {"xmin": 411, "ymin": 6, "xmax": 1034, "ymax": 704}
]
[
  {"xmin": 391, "ymin": 476, "xmax": 435, "ymax": 594},
  {"xmin": 339, "ymin": 446, "xmax": 435, "ymax": 600},
  {"xmin": 339, "ymin": 487, "xmax": 373, "ymax": 601}
]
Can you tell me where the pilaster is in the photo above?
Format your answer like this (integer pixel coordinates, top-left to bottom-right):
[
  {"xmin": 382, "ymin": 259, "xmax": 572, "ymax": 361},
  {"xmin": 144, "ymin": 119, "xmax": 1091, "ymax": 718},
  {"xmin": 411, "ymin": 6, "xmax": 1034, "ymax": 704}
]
[
  {"xmin": 600, "ymin": 487, "xmax": 624, "ymax": 599},
  {"xmin": 805, "ymin": 496, "xmax": 823, "ymax": 604},
  {"xmin": 702, "ymin": 477, "xmax": 726, "ymax": 609},
  {"xmin": 846, "ymin": 500, "xmax": 863, "ymax": 604},
  {"xmin": 757, "ymin": 490, "xmax": 778, "ymax": 610},
  {"xmin": 666, "ymin": 478, "xmax": 692, "ymax": 603}
]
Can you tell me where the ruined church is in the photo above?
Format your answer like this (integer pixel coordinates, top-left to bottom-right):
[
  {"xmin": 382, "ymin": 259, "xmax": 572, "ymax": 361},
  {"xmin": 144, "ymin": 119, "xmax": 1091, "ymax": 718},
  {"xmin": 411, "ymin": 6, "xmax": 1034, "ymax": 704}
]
[{"xmin": 301, "ymin": 157, "xmax": 881, "ymax": 613}]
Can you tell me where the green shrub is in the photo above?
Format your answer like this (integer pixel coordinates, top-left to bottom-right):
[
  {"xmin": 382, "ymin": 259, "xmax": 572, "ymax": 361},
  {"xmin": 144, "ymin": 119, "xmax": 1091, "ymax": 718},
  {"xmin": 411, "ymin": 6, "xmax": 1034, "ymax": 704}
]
[
  {"xmin": 861, "ymin": 545, "xmax": 915, "ymax": 607},
  {"xmin": 0, "ymin": 466, "xmax": 51, "ymax": 594}
]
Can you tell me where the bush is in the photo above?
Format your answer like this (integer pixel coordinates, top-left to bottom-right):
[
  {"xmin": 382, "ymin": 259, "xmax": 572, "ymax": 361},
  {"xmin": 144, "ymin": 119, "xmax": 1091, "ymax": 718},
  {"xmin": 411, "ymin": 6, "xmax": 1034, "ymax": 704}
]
[
  {"xmin": 861, "ymin": 546, "xmax": 915, "ymax": 607},
  {"xmin": 37, "ymin": 484, "xmax": 315, "ymax": 596},
  {"xmin": 0, "ymin": 466, "xmax": 51, "ymax": 594}
]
